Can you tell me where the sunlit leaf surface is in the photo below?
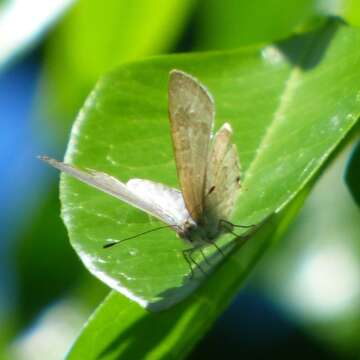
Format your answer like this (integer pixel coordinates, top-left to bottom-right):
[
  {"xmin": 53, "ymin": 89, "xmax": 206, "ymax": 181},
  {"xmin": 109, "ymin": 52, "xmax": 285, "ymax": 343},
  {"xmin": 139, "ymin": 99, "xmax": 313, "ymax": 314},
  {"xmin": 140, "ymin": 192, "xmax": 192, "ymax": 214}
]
[{"xmin": 60, "ymin": 20, "xmax": 360, "ymax": 313}]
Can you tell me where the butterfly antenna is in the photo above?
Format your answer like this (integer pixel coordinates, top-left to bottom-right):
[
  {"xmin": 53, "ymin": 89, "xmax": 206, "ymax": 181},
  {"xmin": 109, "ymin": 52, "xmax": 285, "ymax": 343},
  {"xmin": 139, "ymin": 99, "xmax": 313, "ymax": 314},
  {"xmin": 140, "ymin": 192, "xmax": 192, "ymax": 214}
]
[{"xmin": 103, "ymin": 225, "xmax": 176, "ymax": 249}]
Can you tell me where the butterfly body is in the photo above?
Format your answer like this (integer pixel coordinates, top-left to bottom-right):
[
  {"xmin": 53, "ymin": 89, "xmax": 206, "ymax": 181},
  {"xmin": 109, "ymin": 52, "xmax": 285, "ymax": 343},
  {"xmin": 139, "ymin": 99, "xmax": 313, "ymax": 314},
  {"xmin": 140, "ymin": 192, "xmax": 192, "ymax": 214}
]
[
  {"xmin": 40, "ymin": 69, "xmax": 241, "ymax": 276},
  {"xmin": 178, "ymin": 218, "xmax": 224, "ymax": 247}
]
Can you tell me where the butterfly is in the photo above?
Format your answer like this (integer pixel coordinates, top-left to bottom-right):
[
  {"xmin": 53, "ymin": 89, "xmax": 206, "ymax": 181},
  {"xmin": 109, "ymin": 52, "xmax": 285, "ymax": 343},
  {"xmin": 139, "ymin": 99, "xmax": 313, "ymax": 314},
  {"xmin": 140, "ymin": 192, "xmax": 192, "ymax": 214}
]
[{"xmin": 40, "ymin": 70, "xmax": 249, "ymax": 277}]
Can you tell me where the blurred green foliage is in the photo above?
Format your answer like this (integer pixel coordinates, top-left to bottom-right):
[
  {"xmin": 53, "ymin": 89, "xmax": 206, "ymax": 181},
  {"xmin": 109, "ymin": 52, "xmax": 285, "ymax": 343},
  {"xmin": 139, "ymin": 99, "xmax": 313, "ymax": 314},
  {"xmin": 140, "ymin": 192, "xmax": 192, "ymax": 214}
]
[
  {"xmin": 341, "ymin": 0, "xmax": 360, "ymax": 25},
  {"xmin": 345, "ymin": 140, "xmax": 360, "ymax": 206},
  {"xmin": 195, "ymin": 0, "xmax": 324, "ymax": 49},
  {"xmin": 41, "ymin": 0, "xmax": 194, "ymax": 138},
  {"xmin": 2, "ymin": 185, "xmax": 107, "ymax": 347},
  {"xmin": 14, "ymin": 187, "xmax": 88, "ymax": 325},
  {"xmin": 195, "ymin": 0, "xmax": 360, "ymax": 50}
]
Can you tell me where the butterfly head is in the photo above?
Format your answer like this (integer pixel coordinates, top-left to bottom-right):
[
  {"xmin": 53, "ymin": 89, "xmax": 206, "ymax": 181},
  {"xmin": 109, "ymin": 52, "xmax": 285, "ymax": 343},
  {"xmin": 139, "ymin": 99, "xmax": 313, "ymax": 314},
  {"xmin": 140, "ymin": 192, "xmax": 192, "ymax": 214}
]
[
  {"xmin": 177, "ymin": 218, "xmax": 201, "ymax": 246},
  {"xmin": 178, "ymin": 217, "xmax": 222, "ymax": 247}
]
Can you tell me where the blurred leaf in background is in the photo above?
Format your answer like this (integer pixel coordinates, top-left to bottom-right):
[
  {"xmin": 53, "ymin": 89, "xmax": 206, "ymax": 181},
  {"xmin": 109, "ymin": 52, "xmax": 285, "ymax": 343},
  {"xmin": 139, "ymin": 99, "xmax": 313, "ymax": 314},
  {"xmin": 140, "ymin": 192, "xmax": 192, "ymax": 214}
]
[
  {"xmin": 0, "ymin": 53, "xmax": 47, "ymax": 346},
  {"xmin": 14, "ymin": 187, "xmax": 100, "ymax": 326},
  {"xmin": 0, "ymin": 0, "xmax": 74, "ymax": 70},
  {"xmin": 345, "ymin": 140, "xmax": 360, "ymax": 206},
  {"xmin": 7, "ymin": 298, "xmax": 92, "ymax": 360},
  {"xmin": 40, "ymin": 0, "xmax": 195, "ymax": 139},
  {"xmin": 194, "ymin": 0, "xmax": 360, "ymax": 50},
  {"xmin": 340, "ymin": 0, "xmax": 360, "ymax": 25}
]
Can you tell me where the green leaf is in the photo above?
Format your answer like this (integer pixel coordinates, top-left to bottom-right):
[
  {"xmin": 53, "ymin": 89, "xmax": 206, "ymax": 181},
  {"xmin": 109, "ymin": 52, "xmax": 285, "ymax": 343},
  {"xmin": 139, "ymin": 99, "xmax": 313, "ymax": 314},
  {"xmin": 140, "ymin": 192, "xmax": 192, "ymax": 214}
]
[
  {"xmin": 0, "ymin": 0, "xmax": 74, "ymax": 70},
  {"xmin": 60, "ymin": 20, "xmax": 360, "ymax": 311},
  {"xmin": 194, "ymin": 0, "xmax": 360, "ymax": 50},
  {"xmin": 61, "ymin": 19, "xmax": 360, "ymax": 309},
  {"xmin": 60, "ymin": 19, "xmax": 360, "ymax": 359},
  {"xmin": 339, "ymin": 0, "xmax": 360, "ymax": 26},
  {"xmin": 345, "ymin": 140, "xmax": 360, "ymax": 206},
  {"xmin": 66, "ymin": 187, "xmax": 308, "ymax": 359},
  {"xmin": 41, "ymin": 0, "xmax": 195, "ymax": 136}
]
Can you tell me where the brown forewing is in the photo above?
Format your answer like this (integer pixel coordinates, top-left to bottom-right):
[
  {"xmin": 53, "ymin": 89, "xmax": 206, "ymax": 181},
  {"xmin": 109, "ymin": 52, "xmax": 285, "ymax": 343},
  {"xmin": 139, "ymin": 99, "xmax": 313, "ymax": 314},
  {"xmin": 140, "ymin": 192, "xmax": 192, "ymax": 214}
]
[{"xmin": 168, "ymin": 70, "xmax": 214, "ymax": 221}]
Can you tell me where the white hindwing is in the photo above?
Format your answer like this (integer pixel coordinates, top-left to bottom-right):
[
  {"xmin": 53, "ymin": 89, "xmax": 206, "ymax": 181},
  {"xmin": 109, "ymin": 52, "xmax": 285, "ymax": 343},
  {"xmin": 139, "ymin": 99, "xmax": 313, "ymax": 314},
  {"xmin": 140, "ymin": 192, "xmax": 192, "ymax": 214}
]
[
  {"xmin": 126, "ymin": 179, "xmax": 189, "ymax": 227},
  {"xmin": 40, "ymin": 156, "xmax": 189, "ymax": 229}
]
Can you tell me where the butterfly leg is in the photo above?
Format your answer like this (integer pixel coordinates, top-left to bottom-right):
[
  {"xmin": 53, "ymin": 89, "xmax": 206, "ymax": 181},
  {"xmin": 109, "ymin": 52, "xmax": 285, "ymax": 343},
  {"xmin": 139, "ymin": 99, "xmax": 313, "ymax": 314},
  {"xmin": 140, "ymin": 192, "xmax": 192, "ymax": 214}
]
[
  {"xmin": 199, "ymin": 247, "xmax": 211, "ymax": 266},
  {"xmin": 183, "ymin": 248, "xmax": 207, "ymax": 279},
  {"xmin": 219, "ymin": 219, "xmax": 255, "ymax": 237},
  {"xmin": 212, "ymin": 242, "xmax": 225, "ymax": 258},
  {"xmin": 182, "ymin": 249, "xmax": 194, "ymax": 278},
  {"xmin": 201, "ymin": 239, "xmax": 225, "ymax": 259},
  {"xmin": 189, "ymin": 248, "xmax": 207, "ymax": 276}
]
